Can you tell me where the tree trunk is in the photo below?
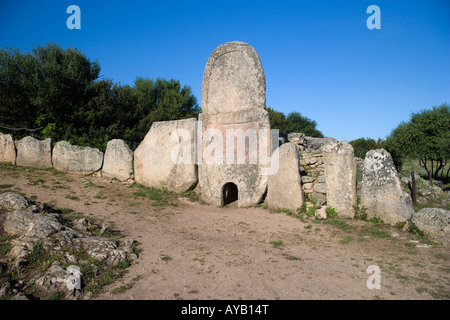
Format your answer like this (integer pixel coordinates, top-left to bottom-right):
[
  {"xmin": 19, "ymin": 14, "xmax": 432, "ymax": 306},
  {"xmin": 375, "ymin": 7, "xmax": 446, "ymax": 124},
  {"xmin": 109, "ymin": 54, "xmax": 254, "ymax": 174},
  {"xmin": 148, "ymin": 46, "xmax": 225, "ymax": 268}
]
[{"xmin": 434, "ymin": 159, "xmax": 444, "ymax": 178}]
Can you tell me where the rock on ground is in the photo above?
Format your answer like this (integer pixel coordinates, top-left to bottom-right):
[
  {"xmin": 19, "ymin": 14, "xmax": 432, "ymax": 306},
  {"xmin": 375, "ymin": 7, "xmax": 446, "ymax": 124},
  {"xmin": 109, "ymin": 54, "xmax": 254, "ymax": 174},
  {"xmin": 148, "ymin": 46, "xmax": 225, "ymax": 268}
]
[
  {"xmin": 0, "ymin": 132, "xmax": 16, "ymax": 164},
  {"xmin": 412, "ymin": 208, "xmax": 450, "ymax": 245},
  {"xmin": 52, "ymin": 141, "xmax": 103, "ymax": 173},
  {"xmin": 323, "ymin": 141, "xmax": 357, "ymax": 218},
  {"xmin": 267, "ymin": 142, "xmax": 305, "ymax": 211},
  {"xmin": 361, "ymin": 149, "xmax": 414, "ymax": 225},
  {"xmin": 134, "ymin": 118, "xmax": 197, "ymax": 193},
  {"xmin": 15, "ymin": 136, "xmax": 52, "ymax": 169},
  {"xmin": 101, "ymin": 139, "xmax": 133, "ymax": 181}
]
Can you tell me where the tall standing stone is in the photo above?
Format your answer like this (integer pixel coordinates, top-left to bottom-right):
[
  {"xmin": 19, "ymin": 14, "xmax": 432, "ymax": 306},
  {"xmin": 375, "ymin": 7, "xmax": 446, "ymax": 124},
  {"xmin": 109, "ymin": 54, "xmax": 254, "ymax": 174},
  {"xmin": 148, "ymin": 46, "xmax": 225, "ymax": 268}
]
[
  {"xmin": 102, "ymin": 139, "xmax": 133, "ymax": 181},
  {"xmin": 267, "ymin": 143, "xmax": 305, "ymax": 211},
  {"xmin": 134, "ymin": 118, "xmax": 197, "ymax": 193},
  {"xmin": 15, "ymin": 136, "xmax": 52, "ymax": 169},
  {"xmin": 0, "ymin": 133, "xmax": 16, "ymax": 164},
  {"xmin": 323, "ymin": 141, "xmax": 357, "ymax": 218},
  {"xmin": 361, "ymin": 149, "xmax": 414, "ymax": 225},
  {"xmin": 198, "ymin": 41, "xmax": 272, "ymax": 207}
]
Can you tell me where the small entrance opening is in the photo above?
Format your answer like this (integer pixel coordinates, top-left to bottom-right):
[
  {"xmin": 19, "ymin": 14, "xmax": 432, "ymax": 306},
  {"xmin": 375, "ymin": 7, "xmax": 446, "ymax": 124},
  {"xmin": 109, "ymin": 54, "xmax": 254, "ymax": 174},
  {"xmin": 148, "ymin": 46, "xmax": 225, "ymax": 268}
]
[{"xmin": 222, "ymin": 182, "xmax": 238, "ymax": 206}]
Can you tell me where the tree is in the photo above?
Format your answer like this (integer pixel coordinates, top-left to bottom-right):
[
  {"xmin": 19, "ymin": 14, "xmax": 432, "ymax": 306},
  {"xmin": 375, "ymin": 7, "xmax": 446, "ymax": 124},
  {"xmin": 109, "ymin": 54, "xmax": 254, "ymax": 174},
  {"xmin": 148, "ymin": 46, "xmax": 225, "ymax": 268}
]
[
  {"xmin": 384, "ymin": 104, "xmax": 450, "ymax": 178},
  {"xmin": 266, "ymin": 108, "xmax": 324, "ymax": 137},
  {"xmin": 349, "ymin": 137, "xmax": 380, "ymax": 159},
  {"xmin": 285, "ymin": 112, "xmax": 324, "ymax": 137},
  {"xmin": 0, "ymin": 43, "xmax": 100, "ymax": 141},
  {"xmin": 0, "ymin": 43, "xmax": 200, "ymax": 151}
]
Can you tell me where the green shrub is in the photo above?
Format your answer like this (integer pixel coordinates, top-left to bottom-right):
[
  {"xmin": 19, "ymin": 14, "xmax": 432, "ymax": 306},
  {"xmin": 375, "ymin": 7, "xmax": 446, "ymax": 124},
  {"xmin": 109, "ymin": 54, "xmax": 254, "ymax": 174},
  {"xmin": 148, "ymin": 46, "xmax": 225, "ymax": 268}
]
[{"xmin": 325, "ymin": 206, "xmax": 338, "ymax": 218}]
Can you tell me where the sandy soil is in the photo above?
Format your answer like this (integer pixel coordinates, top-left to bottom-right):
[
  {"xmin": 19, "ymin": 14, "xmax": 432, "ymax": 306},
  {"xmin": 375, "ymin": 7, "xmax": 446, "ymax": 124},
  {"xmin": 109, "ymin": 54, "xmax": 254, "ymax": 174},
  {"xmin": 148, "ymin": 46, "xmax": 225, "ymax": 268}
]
[{"xmin": 1, "ymin": 164, "xmax": 449, "ymax": 300}]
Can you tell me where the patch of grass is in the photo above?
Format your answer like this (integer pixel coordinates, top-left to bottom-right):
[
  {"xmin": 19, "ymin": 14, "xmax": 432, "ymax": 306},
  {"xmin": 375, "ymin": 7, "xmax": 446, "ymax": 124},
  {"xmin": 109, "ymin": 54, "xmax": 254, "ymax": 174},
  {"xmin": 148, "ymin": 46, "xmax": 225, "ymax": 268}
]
[
  {"xmin": 360, "ymin": 225, "xmax": 393, "ymax": 240},
  {"xmin": 434, "ymin": 253, "xmax": 449, "ymax": 261},
  {"xmin": 368, "ymin": 217, "xmax": 383, "ymax": 224},
  {"xmin": 94, "ymin": 192, "xmax": 106, "ymax": 199},
  {"xmin": 160, "ymin": 254, "xmax": 172, "ymax": 262},
  {"xmin": 46, "ymin": 291, "xmax": 65, "ymax": 300},
  {"xmin": 0, "ymin": 235, "xmax": 14, "ymax": 257},
  {"xmin": 322, "ymin": 219, "xmax": 351, "ymax": 231},
  {"xmin": 26, "ymin": 243, "xmax": 62, "ymax": 272},
  {"xmin": 340, "ymin": 236, "xmax": 354, "ymax": 245},
  {"xmin": 407, "ymin": 222, "xmax": 424, "ymax": 237},
  {"xmin": 282, "ymin": 253, "xmax": 301, "ymax": 261},
  {"xmin": 298, "ymin": 203, "xmax": 307, "ymax": 214},
  {"xmin": 182, "ymin": 189, "xmax": 198, "ymax": 202},
  {"xmin": 65, "ymin": 195, "xmax": 80, "ymax": 201},
  {"xmin": 325, "ymin": 206, "xmax": 338, "ymax": 218},
  {"xmin": 269, "ymin": 240, "xmax": 285, "ymax": 249},
  {"xmin": 0, "ymin": 184, "xmax": 14, "ymax": 189}
]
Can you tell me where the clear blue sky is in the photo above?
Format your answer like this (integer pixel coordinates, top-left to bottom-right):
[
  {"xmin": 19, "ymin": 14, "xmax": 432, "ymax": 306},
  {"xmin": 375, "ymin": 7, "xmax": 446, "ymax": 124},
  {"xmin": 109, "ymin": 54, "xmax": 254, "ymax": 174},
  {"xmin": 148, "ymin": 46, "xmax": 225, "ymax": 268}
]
[{"xmin": 1, "ymin": 0, "xmax": 449, "ymax": 142}]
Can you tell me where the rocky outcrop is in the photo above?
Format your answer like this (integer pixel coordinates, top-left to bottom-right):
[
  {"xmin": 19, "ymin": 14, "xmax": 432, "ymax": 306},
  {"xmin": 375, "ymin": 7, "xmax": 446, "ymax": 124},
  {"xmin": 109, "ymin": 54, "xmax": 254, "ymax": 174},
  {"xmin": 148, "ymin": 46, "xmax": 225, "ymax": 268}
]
[
  {"xmin": 0, "ymin": 192, "xmax": 35, "ymax": 211},
  {"xmin": 134, "ymin": 118, "xmax": 197, "ymax": 193},
  {"xmin": 15, "ymin": 136, "xmax": 52, "ymax": 169},
  {"xmin": 323, "ymin": 141, "xmax": 357, "ymax": 218},
  {"xmin": 0, "ymin": 133, "xmax": 16, "ymax": 164},
  {"xmin": 412, "ymin": 208, "xmax": 450, "ymax": 245},
  {"xmin": 52, "ymin": 141, "xmax": 103, "ymax": 173},
  {"xmin": 267, "ymin": 142, "xmax": 305, "ymax": 211},
  {"xmin": 0, "ymin": 193, "xmax": 138, "ymax": 300},
  {"xmin": 101, "ymin": 139, "xmax": 133, "ymax": 181},
  {"xmin": 361, "ymin": 149, "xmax": 414, "ymax": 225},
  {"xmin": 304, "ymin": 136, "xmax": 337, "ymax": 153}
]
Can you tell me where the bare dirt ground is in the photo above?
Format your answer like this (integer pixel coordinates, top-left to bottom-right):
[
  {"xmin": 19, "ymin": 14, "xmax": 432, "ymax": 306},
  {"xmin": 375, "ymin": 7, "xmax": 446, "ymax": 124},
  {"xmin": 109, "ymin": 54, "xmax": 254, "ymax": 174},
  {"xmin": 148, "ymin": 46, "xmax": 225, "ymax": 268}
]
[{"xmin": 1, "ymin": 164, "xmax": 449, "ymax": 300}]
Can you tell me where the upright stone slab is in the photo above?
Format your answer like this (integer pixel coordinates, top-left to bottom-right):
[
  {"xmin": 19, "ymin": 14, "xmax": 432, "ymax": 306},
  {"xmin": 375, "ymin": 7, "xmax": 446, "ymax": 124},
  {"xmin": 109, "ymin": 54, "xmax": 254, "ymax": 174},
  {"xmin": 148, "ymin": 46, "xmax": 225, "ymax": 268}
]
[
  {"xmin": 15, "ymin": 136, "xmax": 52, "ymax": 169},
  {"xmin": 102, "ymin": 139, "xmax": 133, "ymax": 181},
  {"xmin": 361, "ymin": 149, "xmax": 414, "ymax": 225},
  {"xmin": 0, "ymin": 133, "xmax": 16, "ymax": 164},
  {"xmin": 52, "ymin": 141, "xmax": 103, "ymax": 173},
  {"xmin": 201, "ymin": 41, "xmax": 266, "ymax": 114},
  {"xmin": 198, "ymin": 41, "xmax": 272, "ymax": 207},
  {"xmin": 134, "ymin": 118, "xmax": 197, "ymax": 193},
  {"xmin": 267, "ymin": 143, "xmax": 305, "ymax": 211},
  {"xmin": 323, "ymin": 141, "xmax": 357, "ymax": 218}
]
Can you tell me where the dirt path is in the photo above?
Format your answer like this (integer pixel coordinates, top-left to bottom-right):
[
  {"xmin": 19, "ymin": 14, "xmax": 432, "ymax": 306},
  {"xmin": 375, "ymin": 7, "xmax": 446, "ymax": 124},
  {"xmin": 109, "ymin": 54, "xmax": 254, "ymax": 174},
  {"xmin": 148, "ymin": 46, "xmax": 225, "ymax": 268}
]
[{"xmin": 1, "ymin": 164, "xmax": 449, "ymax": 300}]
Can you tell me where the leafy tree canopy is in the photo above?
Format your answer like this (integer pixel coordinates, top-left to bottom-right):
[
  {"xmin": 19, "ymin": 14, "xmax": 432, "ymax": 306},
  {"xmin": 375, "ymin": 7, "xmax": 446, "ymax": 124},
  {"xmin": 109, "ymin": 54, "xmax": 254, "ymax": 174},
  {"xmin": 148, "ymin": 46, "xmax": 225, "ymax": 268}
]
[
  {"xmin": 384, "ymin": 104, "xmax": 450, "ymax": 177},
  {"xmin": 266, "ymin": 107, "xmax": 324, "ymax": 138},
  {"xmin": 0, "ymin": 43, "xmax": 199, "ymax": 151}
]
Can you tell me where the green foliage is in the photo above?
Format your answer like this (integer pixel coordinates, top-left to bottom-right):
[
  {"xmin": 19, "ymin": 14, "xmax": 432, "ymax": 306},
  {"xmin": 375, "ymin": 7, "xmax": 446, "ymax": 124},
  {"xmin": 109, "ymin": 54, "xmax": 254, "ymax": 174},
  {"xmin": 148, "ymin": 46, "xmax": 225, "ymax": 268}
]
[
  {"xmin": 349, "ymin": 137, "xmax": 381, "ymax": 159},
  {"xmin": 266, "ymin": 107, "xmax": 324, "ymax": 137},
  {"xmin": 0, "ymin": 43, "xmax": 200, "ymax": 151},
  {"xmin": 384, "ymin": 104, "xmax": 450, "ymax": 176},
  {"xmin": 325, "ymin": 206, "xmax": 338, "ymax": 218}
]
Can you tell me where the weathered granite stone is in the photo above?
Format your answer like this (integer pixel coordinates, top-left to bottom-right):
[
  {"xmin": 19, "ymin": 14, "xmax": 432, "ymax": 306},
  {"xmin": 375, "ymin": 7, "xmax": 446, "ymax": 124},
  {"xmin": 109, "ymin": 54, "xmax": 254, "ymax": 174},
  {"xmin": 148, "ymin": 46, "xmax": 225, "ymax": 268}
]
[
  {"xmin": 201, "ymin": 41, "xmax": 265, "ymax": 115},
  {"xmin": 15, "ymin": 136, "xmax": 52, "ymax": 169},
  {"xmin": 198, "ymin": 41, "xmax": 272, "ymax": 207},
  {"xmin": 102, "ymin": 139, "xmax": 133, "ymax": 181},
  {"xmin": 267, "ymin": 143, "xmax": 305, "ymax": 211},
  {"xmin": 361, "ymin": 149, "xmax": 414, "ymax": 225},
  {"xmin": 304, "ymin": 136, "xmax": 337, "ymax": 153},
  {"xmin": 52, "ymin": 141, "xmax": 103, "ymax": 173},
  {"xmin": 0, "ymin": 132, "xmax": 16, "ymax": 164},
  {"xmin": 323, "ymin": 141, "xmax": 357, "ymax": 218},
  {"xmin": 0, "ymin": 192, "xmax": 34, "ymax": 211},
  {"xmin": 4, "ymin": 209, "xmax": 64, "ymax": 238},
  {"xmin": 412, "ymin": 208, "xmax": 450, "ymax": 245},
  {"xmin": 134, "ymin": 118, "xmax": 197, "ymax": 193}
]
